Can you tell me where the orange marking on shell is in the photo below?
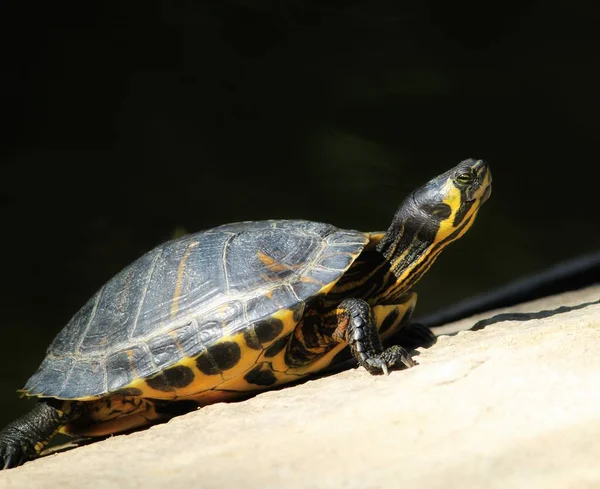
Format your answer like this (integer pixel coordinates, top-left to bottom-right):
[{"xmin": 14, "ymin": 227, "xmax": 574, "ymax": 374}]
[
  {"xmin": 257, "ymin": 251, "xmax": 289, "ymax": 272},
  {"xmin": 125, "ymin": 349, "xmax": 141, "ymax": 379},
  {"xmin": 171, "ymin": 241, "xmax": 200, "ymax": 318},
  {"xmin": 257, "ymin": 251, "xmax": 302, "ymax": 272},
  {"xmin": 299, "ymin": 275, "xmax": 320, "ymax": 284}
]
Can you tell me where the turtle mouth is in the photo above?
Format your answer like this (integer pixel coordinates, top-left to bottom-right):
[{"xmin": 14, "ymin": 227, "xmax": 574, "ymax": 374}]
[{"xmin": 464, "ymin": 183, "xmax": 491, "ymax": 205}]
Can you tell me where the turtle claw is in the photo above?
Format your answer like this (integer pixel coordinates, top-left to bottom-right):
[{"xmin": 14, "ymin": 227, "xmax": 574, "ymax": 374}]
[
  {"xmin": 364, "ymin": 345, "xmax": 416, "ymax": 375},
  {"xmin": 0, "ymin": 401, "xmax": 74, "ymax": 470},
  {"xmin": 3, "ymin": 454, "xmax": 18, "ymax": 470},
  {"xmin": 0, "ymin": 443, "xmax": 25, "ymax": 470},
  {"xmin": 400, "ymin": 353, "xmax": 417, "ymax": 369}
]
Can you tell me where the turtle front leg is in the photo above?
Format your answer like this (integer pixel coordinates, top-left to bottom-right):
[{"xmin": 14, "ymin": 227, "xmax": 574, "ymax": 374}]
[
  {"xmin": 0, "ymin": 400, "xmax": 78, "ymax": 469},
  {"xmin": 332, "ymin": 298, "xmax": 415, "ymax": 375}
]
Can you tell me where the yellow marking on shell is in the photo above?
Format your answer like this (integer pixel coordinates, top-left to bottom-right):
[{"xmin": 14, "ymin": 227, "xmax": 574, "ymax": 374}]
[
  {"xmin": 122, "ymin": 307, "xmax": 303, "ymax": 400},
  {"xmin": 185, "ymin": 389, "xmax": 249, "ymax": 406},
  {"xmin": 271, "ymin": 306, "xmax": 301, "ymax": 328},
  {"xmin": 171, "ymin": 241, "xmax": 199, "ymax": 318},
  {"xmin": 212, "ymin": 365, "xmax": 269, "ymax": 392},
  {"xmin": 262, "ymin": 343, "xmax": 290, "ymax": 373},
  {"xmin": 126, "ymin": 354, "xmax": 216, "ymax": 400},
  {"xmin": 211, "ymin": 359, "xmax": 309, "ymax": 395},
  {"xmin": 257, "ymin": 310, "xmax": 308, "ymax": 373},
  {"xmin": 254, "ymin": 307, "xmax": 302, "ymax": 371},
  {"xmin": 254, "ymin": 306, "xmax": 307, "ymax": 372}
]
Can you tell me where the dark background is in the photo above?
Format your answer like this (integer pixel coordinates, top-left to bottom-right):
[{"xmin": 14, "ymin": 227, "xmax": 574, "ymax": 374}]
[{"xmin": 1, "ymin": 1, "xmax": 599, "ymax": 427}]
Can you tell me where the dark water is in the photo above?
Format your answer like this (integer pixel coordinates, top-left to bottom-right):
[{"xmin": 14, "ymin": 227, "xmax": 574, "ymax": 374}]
[{"xmin": 1, "ymin": 1, "xmax": 599, "ymax": 428}]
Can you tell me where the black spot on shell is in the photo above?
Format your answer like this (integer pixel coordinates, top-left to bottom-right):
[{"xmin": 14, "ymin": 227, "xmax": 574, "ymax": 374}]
[
  {"xmin": 244, "ymin": 365, "xmax": 278, "ymax": 386},
  {"xmin": 114, "ymin": 387, "xmax": 143, "ymax": 397},
  {"xmin": 254, "ymin": 318, "xmax": 283, "ymax": 343},
  {"xmin": 196, "ymin": 341, "xmax": 241, "ymax": 375},
  {"xmin": 146, "ymin": 365, "xmax": 195, "ymax": 392},
  {"xmin": 264, "ymin": 333, "xmax": 291, "ymax": 358},
  {"xmin": 195, "ymin": 354, "xmax": 219, "ymax": 375},
  {"xmin": 243, "ymin": 328, "xmax": 262, "ymax": 350},
  {"xmin": 211, "ymin": 342, "xmax": 242, "ymax": 370}
]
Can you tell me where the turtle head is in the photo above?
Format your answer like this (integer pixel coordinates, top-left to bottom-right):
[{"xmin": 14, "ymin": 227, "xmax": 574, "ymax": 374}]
[
  {"xmin": 409, "ymin": 158, "xmax": 492, "ymax": 242},
  {"xmin": 377, "ymin": 158, "xmax": 491, "ymax": 292}
]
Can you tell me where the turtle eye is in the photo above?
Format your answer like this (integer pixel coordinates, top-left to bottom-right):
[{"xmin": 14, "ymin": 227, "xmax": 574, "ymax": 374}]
[{"xmin": 456, "ymin": 171, "xmax": 475, "ymax": 185}]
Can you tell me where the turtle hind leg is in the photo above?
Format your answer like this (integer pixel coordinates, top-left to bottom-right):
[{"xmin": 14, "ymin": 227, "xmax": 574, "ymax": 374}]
[
  {"xmin": 64, "ymin": 397, "xmax": 200, "ymax": 438},
  {"xmin": 0, "ymin": 400, "xmax": 79, "ymax": 469},
  {"xmin": 64, "ymin": 396, "xmax": 168, "ymax": 437},
  {"xmin": 332, "ymin": 298, "xmax": 416, "ymax": 375}
]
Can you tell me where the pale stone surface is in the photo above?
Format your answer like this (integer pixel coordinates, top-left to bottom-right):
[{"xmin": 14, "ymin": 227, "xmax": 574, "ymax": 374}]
[{"xmin": 1, "ymin": 286, "xmax": 599, "ymax": 489}]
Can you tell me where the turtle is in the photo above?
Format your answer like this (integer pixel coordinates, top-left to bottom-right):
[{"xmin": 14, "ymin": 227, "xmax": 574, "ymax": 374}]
[{"xmin": 0, "ymin": 158, "xmax": 492, "ymax": 469}]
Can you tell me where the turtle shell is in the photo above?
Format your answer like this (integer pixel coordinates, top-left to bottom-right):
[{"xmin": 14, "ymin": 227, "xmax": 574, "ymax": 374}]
[{"xmin": 24, "ymin": 220, "xmax": 369, "ymax": 400}]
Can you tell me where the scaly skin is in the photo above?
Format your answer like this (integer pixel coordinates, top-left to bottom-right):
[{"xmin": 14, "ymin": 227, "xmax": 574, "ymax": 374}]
[
  {"xmin": 0, "ymin": 401, "xmax": 78, "ymax": 469},
  {"xmin": 333, "ymin": 298, "xmax": 415, "ymax": 374}
]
